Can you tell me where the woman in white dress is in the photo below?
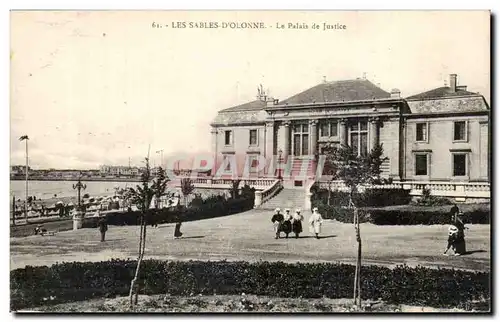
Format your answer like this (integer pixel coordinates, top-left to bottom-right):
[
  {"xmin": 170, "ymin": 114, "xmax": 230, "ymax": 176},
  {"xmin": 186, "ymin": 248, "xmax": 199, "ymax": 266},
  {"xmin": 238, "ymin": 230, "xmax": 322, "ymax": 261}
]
[{"xmin": 309, "ymin": 207, "xmax": 323, "ymax": 239}]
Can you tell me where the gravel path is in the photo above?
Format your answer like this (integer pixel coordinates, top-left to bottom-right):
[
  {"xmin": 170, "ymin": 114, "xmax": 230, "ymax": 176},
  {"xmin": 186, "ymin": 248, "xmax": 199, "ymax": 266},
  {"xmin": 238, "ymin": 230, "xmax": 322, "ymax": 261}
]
[{"xmin": 10, "ymin": 209, "xmax": 490, "ymax": 271}]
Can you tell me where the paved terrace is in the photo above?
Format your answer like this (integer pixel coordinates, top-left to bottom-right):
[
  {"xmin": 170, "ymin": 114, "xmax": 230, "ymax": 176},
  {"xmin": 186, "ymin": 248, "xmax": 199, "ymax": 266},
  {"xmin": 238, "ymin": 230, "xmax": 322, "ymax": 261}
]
[{"xmin": 10, "ymin": 209, "xmax": 490, "ymax": 272}]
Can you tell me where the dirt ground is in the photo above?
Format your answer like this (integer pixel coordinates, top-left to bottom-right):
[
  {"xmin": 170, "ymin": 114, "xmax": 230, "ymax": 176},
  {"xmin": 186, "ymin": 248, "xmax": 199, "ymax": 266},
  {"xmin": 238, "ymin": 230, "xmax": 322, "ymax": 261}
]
[
  {"xmin": 10, "ymin": 209, "xmax": 490, "ymax": 272},
  {"xmin": 23, "ymin": 294, "xmax": 481, "ymax": 313}
]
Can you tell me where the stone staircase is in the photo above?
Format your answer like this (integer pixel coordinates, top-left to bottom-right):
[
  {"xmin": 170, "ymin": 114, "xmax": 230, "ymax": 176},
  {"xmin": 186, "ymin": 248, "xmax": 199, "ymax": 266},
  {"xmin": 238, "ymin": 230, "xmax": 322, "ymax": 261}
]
[
  {"xmin": 259, "ymin": 188, "xmax": 307, "ymax": 211},
  {"xmin": 284, "ymin": 157, "xmax": 316, "ymax": 180}
]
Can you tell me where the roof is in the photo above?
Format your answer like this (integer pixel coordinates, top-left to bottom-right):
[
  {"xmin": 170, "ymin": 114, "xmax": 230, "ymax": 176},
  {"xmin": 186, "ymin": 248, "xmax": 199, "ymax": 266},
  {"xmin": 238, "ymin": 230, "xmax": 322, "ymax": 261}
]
[
  {"xmin": 406, "ymin": 86, "xmax": 479, "ymax": 100},
  {"xmin": 219, "ymin": 99, "xmax": 267, "ymax": 112},
  {"xmin": 407, "ymin": 96, "xmax": 489, "ymax": 114},
  {"xmin": 278, "ymin": 79, "xmax": 391, "ymax": 105}
]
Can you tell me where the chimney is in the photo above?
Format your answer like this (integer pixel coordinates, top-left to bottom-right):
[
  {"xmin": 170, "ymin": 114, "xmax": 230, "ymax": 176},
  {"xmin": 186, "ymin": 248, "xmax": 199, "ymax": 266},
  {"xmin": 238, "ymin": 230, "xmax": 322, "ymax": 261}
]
[
  {"xmin": 449, "ymin": 74, "xmax": 457, "ymax": 92},
  {"xmin": 390, "ymin": 88, "xmax": 401, "ymax": 98},
  {"xmin": 266, "ymin": 96, "xmax": 277, "ymax": 108}
]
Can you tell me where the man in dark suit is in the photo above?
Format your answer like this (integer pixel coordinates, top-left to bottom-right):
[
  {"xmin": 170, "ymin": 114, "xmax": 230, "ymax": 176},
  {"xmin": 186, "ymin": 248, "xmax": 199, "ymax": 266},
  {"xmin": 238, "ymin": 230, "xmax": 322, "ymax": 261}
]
[{"xmin": 97, "ymin": 214, "xmax": 108, "ymax": 242}]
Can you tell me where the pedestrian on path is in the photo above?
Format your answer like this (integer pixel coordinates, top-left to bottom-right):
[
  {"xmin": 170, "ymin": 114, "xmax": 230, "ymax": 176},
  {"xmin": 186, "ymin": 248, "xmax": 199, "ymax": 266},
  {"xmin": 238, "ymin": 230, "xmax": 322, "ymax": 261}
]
[
  {"xmin": 271, "ymin": 208, "xmax": 284, "ymax": 239},
  {"xmin": 309, "ymin": 207, "xmax": 323, "ymax": 239},
  {"xmin": 97, "ymin": 214, "xmax": 108, "ymax": 242}
]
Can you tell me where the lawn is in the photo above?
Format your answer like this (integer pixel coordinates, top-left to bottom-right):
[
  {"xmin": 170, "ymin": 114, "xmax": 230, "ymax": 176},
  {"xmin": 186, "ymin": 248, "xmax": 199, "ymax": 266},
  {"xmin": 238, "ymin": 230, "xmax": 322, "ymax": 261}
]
[{"xmin": 10, "ymin": 208, "xmax": 490, "ymax": 272}]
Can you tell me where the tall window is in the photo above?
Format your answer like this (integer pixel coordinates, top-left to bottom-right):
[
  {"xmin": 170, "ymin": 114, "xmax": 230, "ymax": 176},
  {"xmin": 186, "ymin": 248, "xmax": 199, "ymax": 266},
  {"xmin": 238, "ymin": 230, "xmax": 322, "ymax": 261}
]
[
  {"xmin": 416, "ymin": 123, "xmax": 428, "ymax": 142},
  {"xmin": 415, "ymin": 154, "xmax": 429, "ymax": 176},
  {"xmin": 249, "ymin": 129, "xmax": 258, "ymax": 146},
  {"xmin": 319, "ymin": 121, "xmax": 338, "ymax": 137},
  {"xmin": 224, "ymin": 130, "xmax": 232, "ymax": 145},
  {"xmin": 292, "ymin": 123, "xmax": 309, "ymax": 156},
  {"xmin": 454, "ymin": 121, "xmax": 467, "ymax": 141},
  {"xmin": 349, "ymin": 121, "xmax": 368, "ymax": 156},
  {"xmin": 223, "ymin": 155, "xmax": 231, "ymax": 171},
  {"xmin": 453, "ymin": 153, "xmax": 467, "ymax": 176}
]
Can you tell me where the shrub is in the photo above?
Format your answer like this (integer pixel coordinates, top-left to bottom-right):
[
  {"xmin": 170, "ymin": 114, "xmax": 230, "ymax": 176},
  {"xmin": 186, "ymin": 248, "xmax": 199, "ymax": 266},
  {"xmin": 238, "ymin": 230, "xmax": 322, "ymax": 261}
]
[
  {"xmin": 311, "ymin": 187, "xmax": 411, "ymax": 208},
  {"xmin": 10, "ymin": 260, "xmax": 490, "ymax": 311},
  {"xmin": 368, "ymin": 208, "xmax": 489, "ymax": 225},
  {"xmin": 311, "ymin": 201, "xmax": 370, "ymax": 223},
  {"xmin": 91, "ymin": 191, "xmax": 255, "ymax": 227},
  {"xmin": 311, "ymin": 199, "xmax": 489, "ymax": 225},
  {"xmin": 413, "ymin": 188, "xmax": 454, "ymax": 206}
]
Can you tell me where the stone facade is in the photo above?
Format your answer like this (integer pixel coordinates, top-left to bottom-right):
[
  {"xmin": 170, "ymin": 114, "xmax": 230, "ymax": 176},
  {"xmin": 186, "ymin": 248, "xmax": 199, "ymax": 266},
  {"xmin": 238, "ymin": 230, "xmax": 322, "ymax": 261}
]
[{"xmin": 210, "ymin": 76, "xmax": 490, "ymax": 185}]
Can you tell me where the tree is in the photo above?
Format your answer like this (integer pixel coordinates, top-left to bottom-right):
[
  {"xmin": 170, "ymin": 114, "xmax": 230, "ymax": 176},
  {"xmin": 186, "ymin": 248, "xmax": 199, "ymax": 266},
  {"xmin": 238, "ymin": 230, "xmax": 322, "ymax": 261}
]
[
  {"xmin": 180, "ymin": 178, "xmax": 195, "ymax": 207},
  {"xmin": 323, "ymin": 143, "xmax": 388, "ymax": 308},
  {"xmin": 152, "ymin": 167, "xmax": 170, "ymax": 210},
  {"xmin": 127, "ymin": 158, "xmax": 169, "ymax": 308},
  {"xmin": 230, "ymin": 179, "xmax": 241, "ymax": 199}
]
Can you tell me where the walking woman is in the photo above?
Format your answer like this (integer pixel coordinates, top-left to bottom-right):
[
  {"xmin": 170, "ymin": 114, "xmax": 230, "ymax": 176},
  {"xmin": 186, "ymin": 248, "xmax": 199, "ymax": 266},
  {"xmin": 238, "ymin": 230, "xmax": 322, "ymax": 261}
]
[
  {"xmin": 281, "ymin": 209, "xmax": 292, "ymax": 238},
  {"xmin": 309, "ymin": 207, "xmax": 323, "ymax": 239},
  {"xmin": 271, "ymin": 208, "xmax": 284, "ymax": 239},
  {"xmin": 292, "ymin": 208, "xmax": 303, "ymax": 238},
  {"xmin": 174, "ymin": 216, "xmax": 183, "ymax": 239},
  {"xmin": 444, "ymin": 205, "xmax": 467, "ymax": 256}
]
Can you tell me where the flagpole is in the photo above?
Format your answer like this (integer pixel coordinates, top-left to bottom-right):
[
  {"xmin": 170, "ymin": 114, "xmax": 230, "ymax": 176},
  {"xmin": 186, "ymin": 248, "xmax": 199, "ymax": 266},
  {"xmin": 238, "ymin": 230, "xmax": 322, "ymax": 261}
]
[{"xmin": 25, "ymin": 138, "xmax": 28, "ymax": 221}]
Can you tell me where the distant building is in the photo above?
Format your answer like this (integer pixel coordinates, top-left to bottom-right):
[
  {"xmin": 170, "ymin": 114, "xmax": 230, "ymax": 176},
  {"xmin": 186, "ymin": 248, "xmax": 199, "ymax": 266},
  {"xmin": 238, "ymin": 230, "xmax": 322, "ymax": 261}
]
[
  {"xmin": 10, "ymin": 165, "xmax": 31, "ymax": 175},
  {"xmin": 99, "ymin": 165, "xmax": 141, "ymax": 177}
]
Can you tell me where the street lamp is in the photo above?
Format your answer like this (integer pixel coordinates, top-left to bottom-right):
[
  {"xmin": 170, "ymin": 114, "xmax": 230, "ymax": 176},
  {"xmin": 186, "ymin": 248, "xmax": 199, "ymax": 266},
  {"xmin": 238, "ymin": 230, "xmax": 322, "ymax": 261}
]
[
  {"xmin": 72, "ymin": 172, "xmax": 87, "ymax": 212},
  {"xmin": 277, "ymin": 149, "xmax": 283, "ymax": 180}
]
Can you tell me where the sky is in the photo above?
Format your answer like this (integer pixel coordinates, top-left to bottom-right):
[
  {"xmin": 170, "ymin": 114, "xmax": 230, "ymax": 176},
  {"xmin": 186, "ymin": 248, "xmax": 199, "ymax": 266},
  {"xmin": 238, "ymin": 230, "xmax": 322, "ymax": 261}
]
[{"xmin": 10, "ymin": 11, "xmax": 490, "ymax": 169}]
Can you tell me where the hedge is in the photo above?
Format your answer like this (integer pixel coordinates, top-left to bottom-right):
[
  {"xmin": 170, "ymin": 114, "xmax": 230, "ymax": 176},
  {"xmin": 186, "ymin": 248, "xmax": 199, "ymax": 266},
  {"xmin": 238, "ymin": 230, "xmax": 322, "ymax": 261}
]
[
  {"xmin": 10, "ymin": 260, "xmax": 489, "ymax": 311},
  {"xmin": 83, "ymin": 196, "xmax": 255, "ymax": 228},
  {"xmin": 311, "ymin": 201, "xmax": 490, "ymax": 225},
  {"xmin": 311, "ymin": 188, "xmax": 412, "ymax": 208}
]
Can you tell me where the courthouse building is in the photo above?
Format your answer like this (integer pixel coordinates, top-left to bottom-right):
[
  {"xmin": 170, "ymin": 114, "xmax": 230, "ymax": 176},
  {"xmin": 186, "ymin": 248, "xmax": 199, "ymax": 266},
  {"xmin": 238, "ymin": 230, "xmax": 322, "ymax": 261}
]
[{"xmin": 210, "ymin": 74, "xmax": 490, "ymax": 190}]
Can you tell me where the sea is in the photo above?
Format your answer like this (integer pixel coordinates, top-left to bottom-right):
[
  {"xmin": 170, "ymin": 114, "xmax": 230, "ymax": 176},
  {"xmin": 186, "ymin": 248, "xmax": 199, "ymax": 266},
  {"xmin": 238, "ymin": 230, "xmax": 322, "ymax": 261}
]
[{"xmin": 9, "ymin": 180, "xmax": 140, "ymax": 201}]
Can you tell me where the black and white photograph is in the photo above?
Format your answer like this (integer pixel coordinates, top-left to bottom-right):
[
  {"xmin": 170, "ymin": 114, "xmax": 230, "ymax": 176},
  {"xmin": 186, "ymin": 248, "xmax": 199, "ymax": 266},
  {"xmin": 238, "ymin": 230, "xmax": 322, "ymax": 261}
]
[{"xmin": 8, "ymin": 10, "xmax": 491, "ymax": 313}]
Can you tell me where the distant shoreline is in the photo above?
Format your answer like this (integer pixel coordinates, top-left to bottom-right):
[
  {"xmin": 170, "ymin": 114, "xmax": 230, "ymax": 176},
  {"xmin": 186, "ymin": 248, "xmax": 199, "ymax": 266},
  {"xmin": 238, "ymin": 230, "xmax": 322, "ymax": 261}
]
[{"xmin": 10, "ymin": 176, "xmax": 142, "ymax": 182}]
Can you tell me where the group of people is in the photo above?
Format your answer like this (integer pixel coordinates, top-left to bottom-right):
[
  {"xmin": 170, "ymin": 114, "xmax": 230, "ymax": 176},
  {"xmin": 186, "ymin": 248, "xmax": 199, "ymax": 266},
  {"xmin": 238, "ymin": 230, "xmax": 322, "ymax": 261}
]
[
  {"xmin": 271, "ymin": 207, "xmax": 324, "ymax": 239},
  {"xmin": 444, "ymin": 205, "xmax": 468, "ymax": 256}
]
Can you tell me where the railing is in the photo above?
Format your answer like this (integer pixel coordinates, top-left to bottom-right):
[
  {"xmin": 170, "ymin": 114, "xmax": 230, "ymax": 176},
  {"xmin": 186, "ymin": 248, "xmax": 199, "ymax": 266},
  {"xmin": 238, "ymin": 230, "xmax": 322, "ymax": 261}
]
[
  {"xmin": 172, "ymin": 177, "xmax": 276, "ymax": 190},
  {"xmin": 316, "ymin": 179, "xmax": 490, "ymax": 199},
  {"xmin": 254, "ymin": 179, "xmax": 282, "ymax": 208}
]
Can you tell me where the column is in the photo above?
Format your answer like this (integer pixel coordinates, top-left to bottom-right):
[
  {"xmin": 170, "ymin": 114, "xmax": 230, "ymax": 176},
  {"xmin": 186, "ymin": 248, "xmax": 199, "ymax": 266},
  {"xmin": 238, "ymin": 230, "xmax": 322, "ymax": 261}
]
[
  {"xmin": 283, "ymin": 121, "xmax": 291, "ymax": 160},
  {"xmin": 310, "ymin": 119, "xmax": 318, "ymax": 156},
  {"xmin": 339, "ymin": 118, "xmax": 348, "ymax": 146},
  {"xmin": 369, "ymin": 117, "xmax": 380, "ymax": 150},
  {"xmin": 264, "ymin": 122, "xmax": 275, "ymax": 176},
  {"xmin": 211, "ymin": 128, "xmax": 218, "ymax": 175},
  {"xmin": 265, "ymin": 122, "xmax": 274, "ymax": 159}
]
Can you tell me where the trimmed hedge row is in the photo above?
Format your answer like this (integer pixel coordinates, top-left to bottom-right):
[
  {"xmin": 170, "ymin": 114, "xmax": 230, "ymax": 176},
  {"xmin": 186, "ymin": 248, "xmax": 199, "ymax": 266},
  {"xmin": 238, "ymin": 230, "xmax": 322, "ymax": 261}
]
[
  {"xmin": 311, "ymin": 188, "xmax": 412, "ymax": 208},
  {"xmin": 83, "ymin": 197, "xmax": 255, "ymax": 228},
  {"xmin": 368, "ymin": 209, "xmax": 490, "ymax": 225},
  {"xmin": 312, "ymin": 202, "xmax": 490, "ymax": 225},
  {"xmin": 10, "ymin": 260, "xmax": 489, "ymax": 311}
]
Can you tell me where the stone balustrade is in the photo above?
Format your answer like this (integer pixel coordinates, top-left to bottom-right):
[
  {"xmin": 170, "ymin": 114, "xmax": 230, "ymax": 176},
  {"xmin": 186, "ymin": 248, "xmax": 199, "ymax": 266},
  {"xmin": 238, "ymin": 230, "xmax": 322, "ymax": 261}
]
[
  {"xmin": 255, "ymin": 180, "xmax": 282, "ymax": 208},
  {"xmin": 315, "ymin": 180, "xmax": 490, "ymax": 200}
]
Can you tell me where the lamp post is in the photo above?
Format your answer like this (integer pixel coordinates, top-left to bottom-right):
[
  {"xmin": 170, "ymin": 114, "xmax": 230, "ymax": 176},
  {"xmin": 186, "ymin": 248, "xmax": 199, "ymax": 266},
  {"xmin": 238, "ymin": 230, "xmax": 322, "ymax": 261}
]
[
  {"xmin": 73, "ymin": 172, "xmax": 87, "ymax": 212},
  {"xmin": 277, "ymin": 148, "xmax": 283, "ymax": 180},
  {"xmin": 19, "ymin": 135, "xmax": 29, "ymax": 221}
]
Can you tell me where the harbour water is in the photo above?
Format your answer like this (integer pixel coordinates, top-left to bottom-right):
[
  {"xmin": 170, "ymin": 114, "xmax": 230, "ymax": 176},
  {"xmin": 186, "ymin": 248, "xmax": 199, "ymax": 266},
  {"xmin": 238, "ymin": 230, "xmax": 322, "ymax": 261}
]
[{"xmin": 10, "ymin": 180, "xmax": 139, "ymax": 201}]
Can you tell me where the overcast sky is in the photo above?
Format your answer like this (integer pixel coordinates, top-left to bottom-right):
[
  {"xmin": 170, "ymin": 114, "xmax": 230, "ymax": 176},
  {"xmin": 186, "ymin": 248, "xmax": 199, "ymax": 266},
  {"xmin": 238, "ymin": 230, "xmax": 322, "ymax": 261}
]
[{"xmin": 10, "ymin": 11, "xmax": 490, "ymax": 169}]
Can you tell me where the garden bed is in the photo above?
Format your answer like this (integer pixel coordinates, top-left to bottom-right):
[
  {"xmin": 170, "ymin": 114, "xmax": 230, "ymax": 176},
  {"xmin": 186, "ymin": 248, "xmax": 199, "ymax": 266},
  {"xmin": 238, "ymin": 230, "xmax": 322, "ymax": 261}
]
[
  {"xmin": 24, "ymin": 294, "xmax": 487, "ymax": 313},
  {"xmin": 10, "ymin": 259, "xmax": 490, "ymax": 311}
]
